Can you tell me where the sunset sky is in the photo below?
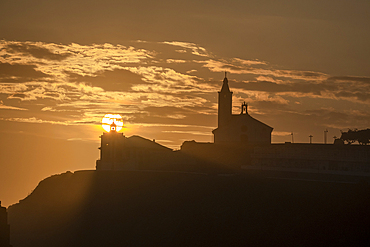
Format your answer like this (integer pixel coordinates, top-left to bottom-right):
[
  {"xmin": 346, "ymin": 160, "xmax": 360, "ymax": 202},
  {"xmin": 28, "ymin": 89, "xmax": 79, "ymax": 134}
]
[{"xmin": 1, "ymin": 0, "xmax": 370, "ymax": 206}]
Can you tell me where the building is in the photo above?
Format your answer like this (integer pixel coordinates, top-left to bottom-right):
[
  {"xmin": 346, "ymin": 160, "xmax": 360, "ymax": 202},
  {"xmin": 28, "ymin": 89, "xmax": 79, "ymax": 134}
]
[
  {"xmin": 180, "ymin": 74, "xmax": 273, "ymax": 170},
  {"xmin": 95, "ymin": 75, "xmax": 370, "ymax": 175},
  {"xmin": 0, "ymin": 201, "xmax": 11, "ymax": 247},
  {"xmin": 212, "ymin": 74, "xmax": 273, "ymax": 145},
  {"xmin": 96, "ymin": 123, "xmax": 173, "ymax": 171},
  {"xmin": 248, "ymin": 142, "xmax": 370, "ymax": 174}
]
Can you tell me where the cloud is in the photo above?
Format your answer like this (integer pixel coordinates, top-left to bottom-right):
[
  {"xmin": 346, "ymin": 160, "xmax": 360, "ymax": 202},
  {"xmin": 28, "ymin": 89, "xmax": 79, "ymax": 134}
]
[
  {"xmin": 272, "ymin": 131, "xmax": 292, "ymax": 136},
  {"xmin": 0, "ymin": 39, "xmax": 369, "ymax": 148},
  {"xmin": 328, "ymin": 76, "xmax": 370, "ymax": 84},
  {"xmin": 4, "ymin": 82, "xmax": 75, "ymax": 101},
  {"xmin": 186, "ymin": 69, "xmax": 197, "ymax": 74},
  {"xmin": 68, "ymin": 69, "xmax": 145, "ymax": 92},
  {"xmin": 0, "ymin": 102, "xmax": 27, "ymax": 111},
  {"xmin": 136, "ymin": 106, "xmax": 192, "ymax": 120},
  {"xmin": 0, "ymin": 40, "xmax": 154, "ymax": 82},
  {"xmin": 0, "ymin": 117, "xmax": 72, "ymax": 125},
  {"xmin": 199, "ymin": 59, "xmax": 328, "ymax": 81},
  {"xmin": 131, "ymin": 123, "xmax": 214, "ymax": 129},
  {"xmin": 124, "ymin": 66, "xmax": 215, "ymax": 93},
  {"xmin": 162, "ymin": 41, "xmax": 210, "ymax": 57},
  {"xmin": 5, "ymin": 43, "xmax": 72, "ymax": 61},
  {"xmin": 0, "ymin": 62, "xmax": 49, "ymax": 82},
  {"xmin": 166, "ymin": 59, "xmax": 187, "ymax": 63},
  {"xmin": 232, "ymin": 58, "xmax": 266, "ymax": 65},
  {"xmin": 249, "ymin": 99, "xmax": 289, "ymax": 110},
  {"xmin": 334, "ymin": 91, "xmax": 370, "ymax": 102},
  {"xmin": 302, "ymin": 108, "xmax": 370, "ymax": 130},
  {"xmin": 228, "ymin": 75, "xmax": 370, "ymax": 104},
  {"xmin": 162, "ymin": 130, "xmax": 212, "ymax": 136}
]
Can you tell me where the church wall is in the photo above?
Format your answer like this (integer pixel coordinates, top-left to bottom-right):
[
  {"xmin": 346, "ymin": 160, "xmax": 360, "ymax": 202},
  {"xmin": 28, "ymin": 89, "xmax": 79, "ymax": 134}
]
[{"xmin": 214, "ymin": 116, "xmax": 272, "ymax": 145}]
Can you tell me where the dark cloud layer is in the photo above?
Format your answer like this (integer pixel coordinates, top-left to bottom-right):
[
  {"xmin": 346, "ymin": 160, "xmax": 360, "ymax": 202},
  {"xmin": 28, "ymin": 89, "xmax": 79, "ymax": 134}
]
[
  {"xmin": 5, "ymin": 43, "xmax": 71, "ymax": 61},
  {"xmin": 68, "ymin": 69, "xmax": 145, "ymax": 92},
  {"xmin": 230, "ymin": 78, "xmax": 370, "ymax": 102},
  {"xmin": 328, "ymin": 76, "xmax": 370, "ymax": 84},
  {"xmin": 0, "ymin": 62, "xmax": 49, "ymax": 82}
]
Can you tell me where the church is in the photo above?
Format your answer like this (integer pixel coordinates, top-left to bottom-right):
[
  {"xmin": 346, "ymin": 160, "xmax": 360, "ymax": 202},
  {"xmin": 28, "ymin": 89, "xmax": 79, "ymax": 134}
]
[
  {"xmin": 96, "ymin": 74, "xmax": 274, "ymax": 171},
  {"xmin": 212, "ymin": 74, "xmax": 273, "ymax": 146}
]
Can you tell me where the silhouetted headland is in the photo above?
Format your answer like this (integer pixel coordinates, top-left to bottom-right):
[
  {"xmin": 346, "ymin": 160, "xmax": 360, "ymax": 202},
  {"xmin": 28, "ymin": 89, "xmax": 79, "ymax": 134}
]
[
  {"xmin": 0, "ymin": 201, "xmax": 12, "ymax": 247},
  {"xmin": 7, "ymin": 75, "xmax": 370, "ymax": 246},
  {"xmin": 8, "ymin": 170, "xmax": 370, "ymax": 247}
]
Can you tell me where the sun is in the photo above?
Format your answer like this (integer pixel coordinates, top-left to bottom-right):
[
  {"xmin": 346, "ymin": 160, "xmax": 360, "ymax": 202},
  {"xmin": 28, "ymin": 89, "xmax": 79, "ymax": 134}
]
[{"xmin": 101, "ymin": 114, "xmax": 124, "ymax": 132}]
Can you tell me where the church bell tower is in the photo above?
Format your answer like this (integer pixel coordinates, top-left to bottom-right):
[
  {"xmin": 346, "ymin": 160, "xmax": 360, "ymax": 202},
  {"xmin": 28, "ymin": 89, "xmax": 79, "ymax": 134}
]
[{"xmin": 218, "ymin": 72, "xmax": 233, "ymax": 127}]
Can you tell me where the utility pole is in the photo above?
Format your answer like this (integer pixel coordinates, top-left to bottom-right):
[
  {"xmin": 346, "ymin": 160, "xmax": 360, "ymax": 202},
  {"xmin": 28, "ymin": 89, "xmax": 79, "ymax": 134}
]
[
  {"xmin": 291, "ymin": 132, "xmax": 294, "ymax": 143},
  {"xmin": 309, "ymin": 135, "xmax": 313, "ymax": 144},
  {"xmin": 324, "ymin": 129, "xmax": 328, "ymax": 144}
]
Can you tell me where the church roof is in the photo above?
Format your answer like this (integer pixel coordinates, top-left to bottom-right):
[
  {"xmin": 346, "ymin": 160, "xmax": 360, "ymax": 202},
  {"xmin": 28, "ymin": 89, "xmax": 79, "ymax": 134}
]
[
  {"xmin": 232, "ymin": 113, "xmax": 273, "ymax": 129},
  {"xmin": 220, "ymin": 74, "xmax": 231, "ymax": 93},
  {"xmin": 212, "ymin": 113, "xmax": 273, "ymax": 133}
]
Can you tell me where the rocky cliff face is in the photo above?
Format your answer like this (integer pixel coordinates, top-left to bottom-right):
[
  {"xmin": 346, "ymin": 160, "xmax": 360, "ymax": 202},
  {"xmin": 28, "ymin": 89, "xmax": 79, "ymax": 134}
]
[{"xmin": 8, "ymin": 170, "xmax": 370, "ymax": 247}]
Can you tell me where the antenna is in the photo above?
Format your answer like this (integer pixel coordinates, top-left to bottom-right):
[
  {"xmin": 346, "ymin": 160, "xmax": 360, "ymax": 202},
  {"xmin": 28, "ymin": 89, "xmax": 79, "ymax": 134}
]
[
  {"xmin": 291, "ymin": 132, "xmax": 294, "ymax": 143},
  {"xmin": 309, "ymin": 135, "xmax": 313, "ymax": 144}
]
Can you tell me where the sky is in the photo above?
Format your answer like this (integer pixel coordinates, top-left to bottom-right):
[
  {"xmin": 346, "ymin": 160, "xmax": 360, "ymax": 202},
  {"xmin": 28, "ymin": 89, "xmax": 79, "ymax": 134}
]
[{"xmin": 1, "ymin": 0, "xmax": 370, "ymax": 206}]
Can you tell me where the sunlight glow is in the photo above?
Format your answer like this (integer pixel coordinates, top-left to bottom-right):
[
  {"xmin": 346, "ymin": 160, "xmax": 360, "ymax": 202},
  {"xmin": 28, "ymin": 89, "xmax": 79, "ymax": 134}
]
[{"xmin": 102, "ymin": 114, "xmax": 124, "ymax": 132}]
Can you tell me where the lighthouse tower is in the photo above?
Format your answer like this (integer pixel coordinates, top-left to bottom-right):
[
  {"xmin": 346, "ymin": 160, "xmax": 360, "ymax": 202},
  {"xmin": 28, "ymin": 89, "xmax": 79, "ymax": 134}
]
[{"xmin": 96, "ymin": 122, "xmax": 125, "ymax": 170}]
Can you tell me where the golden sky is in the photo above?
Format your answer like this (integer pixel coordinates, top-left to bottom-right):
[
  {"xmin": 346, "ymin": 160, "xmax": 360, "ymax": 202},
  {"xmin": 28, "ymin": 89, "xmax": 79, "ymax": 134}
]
[{"xmin": 1, "ymin": 0, "xmax": 370, "ymax": 206}]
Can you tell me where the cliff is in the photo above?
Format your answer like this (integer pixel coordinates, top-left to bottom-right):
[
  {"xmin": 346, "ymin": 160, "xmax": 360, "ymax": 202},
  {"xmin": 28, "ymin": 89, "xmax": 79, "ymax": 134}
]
[{"xmin": 8, "ymin": 170, "xmax": 370, "ymax": 247}]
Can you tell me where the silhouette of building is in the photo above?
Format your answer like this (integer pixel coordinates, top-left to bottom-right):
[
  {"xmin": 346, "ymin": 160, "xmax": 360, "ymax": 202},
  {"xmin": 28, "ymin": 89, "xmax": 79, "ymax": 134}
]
[
  {"xmin": 0, "ymin": 201, "xmax": 11, "ymax": 247},
  {"xmin": 95, "ymin": 75, "xmax": 370, "ymax": 175},
  {"xmin": 248, "ymin": 142, "xmax": 370, "ymax": 174},
  {"xmin": 180, "ymin": 74, "xmax": 274, "ymax": 169},
  {"xmin": 96, "ymin": 123, "xmax": 173, "ymax": 170},
  {"xmin": 212, "ymin": 73, "xmax": 273, "ymax": 145}
]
